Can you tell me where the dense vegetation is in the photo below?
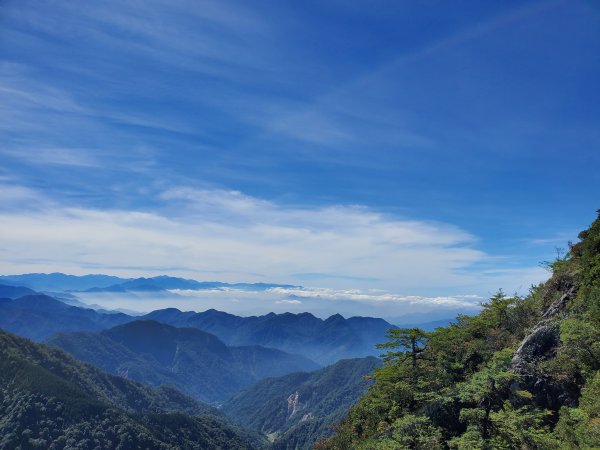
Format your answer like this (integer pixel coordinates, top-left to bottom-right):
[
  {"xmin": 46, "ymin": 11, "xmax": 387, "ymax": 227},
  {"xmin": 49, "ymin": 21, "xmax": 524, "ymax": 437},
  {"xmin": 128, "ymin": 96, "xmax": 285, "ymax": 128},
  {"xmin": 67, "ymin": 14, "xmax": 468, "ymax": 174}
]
[
  {"xmin": 0, "ymin": 329, "xmax": 265, "ymax": 449},
  {"xmin": 223, "ymin": 357, "xmax": 381, "ymax": 450},
  {"xmin": 48, "ymin": 320, "xmax": 318, "ymax": 403},
  {"xmin": 322, "ymin": 213, "xmax": 600, "ymax": 449}
]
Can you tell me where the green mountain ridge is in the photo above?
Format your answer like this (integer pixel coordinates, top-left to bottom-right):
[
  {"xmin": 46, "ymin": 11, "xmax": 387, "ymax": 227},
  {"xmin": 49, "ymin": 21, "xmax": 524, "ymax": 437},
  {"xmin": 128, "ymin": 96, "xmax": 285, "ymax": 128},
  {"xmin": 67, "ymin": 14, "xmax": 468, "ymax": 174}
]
[
  {"xmin": 48, "ymin": 320, "xmax": 320, "ymax": 403},
  {"xmin": 323, "ymin": 212, "xmax": 600, "ymax": 449},
  {"xmin": 223, "ymin": 357, "xmax": 382, "ymax": 450},
  {"xmin": 0, "ymin": 328, "xmax": 265, "ymax": 449}
]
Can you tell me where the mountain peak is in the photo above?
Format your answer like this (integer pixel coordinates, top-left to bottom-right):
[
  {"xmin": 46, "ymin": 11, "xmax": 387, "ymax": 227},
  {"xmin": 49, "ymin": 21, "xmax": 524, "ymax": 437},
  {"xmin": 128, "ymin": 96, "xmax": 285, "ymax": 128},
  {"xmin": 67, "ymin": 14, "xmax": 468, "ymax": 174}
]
[
  {"xmin": 325, "ymin": 313, "xmax": 345, "ymax": 322},
  {"xmin": 14, "ymin": 294, "xmax": 68, "ymax": 310}
]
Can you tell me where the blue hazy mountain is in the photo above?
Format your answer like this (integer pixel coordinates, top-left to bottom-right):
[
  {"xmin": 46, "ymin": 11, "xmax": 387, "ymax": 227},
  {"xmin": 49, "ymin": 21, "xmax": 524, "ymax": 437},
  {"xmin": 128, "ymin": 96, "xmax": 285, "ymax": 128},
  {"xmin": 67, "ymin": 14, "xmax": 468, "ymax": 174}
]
[
  {"xmin": 0, "ymin": 272, "xmax": 296, "ymax": 293},
  {"xmin": 0, "ymin": 294, "xmax": 133, "ymax": 340},
  {"xmin": 48, "ymin": 320, "xmax": 319, "ymax": 403},
  {"xmin": 84, "ymin": 275, "xmax": 298, "ymax": 293},
  {"xmin": 144, "ymin": 308, "xmax": 394, "ymax": 365},
  {"xmin": 0, "ymin": 283, "xmax": 37, "ymax": 299},
  {"xmin": 0, "ymin": 273, "xmax": 130, "ymax": 291},
  {"xmin": 0, "ymin": 287, "xmax": 393, "ymax": 367}
]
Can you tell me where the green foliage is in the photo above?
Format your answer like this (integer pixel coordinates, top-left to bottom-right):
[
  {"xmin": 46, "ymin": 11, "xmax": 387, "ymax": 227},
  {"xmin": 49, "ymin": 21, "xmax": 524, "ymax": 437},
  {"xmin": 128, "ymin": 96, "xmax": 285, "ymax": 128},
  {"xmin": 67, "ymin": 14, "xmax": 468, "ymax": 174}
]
[
  {"xmin": 0, "ymin": 329, "xmax": 265, "ymax": 449},
  {"xmin": 554, "ymin": 371, "xmax": 600, "ymax": 449},
  {"xmin": 382, "ymin": 415, "xmax": 443, "ymax": 449},
  {"xmin": 376, "ymin": 328, "xmax": 429, "ymax": 384},
  {"xmin": 329, "ymin": 212, "xmax": 600, "ymax": 450}
]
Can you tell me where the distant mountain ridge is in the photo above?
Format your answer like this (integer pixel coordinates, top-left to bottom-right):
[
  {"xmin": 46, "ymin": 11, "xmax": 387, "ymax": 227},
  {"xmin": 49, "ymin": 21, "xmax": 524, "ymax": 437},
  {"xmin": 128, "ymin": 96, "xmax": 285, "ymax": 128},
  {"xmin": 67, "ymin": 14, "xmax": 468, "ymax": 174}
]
[
  {"xmin": 0, "ymin": 284, "xmax": 394, "ymax": 366},
  {"xmin": 48, "ymin": 320, "xmax": 320, "ymax": 403},
  {"xmin": 83, "ymin": 276, "xmax": 299, "ymax": 293},
  {"xmin": 144, "ymin": 308, "xmax": 394, "ymax": 365},
  {"xmin": 0, "ymin": 294, "xmax": 132, "ymax": 340},
  {"xmin": 0, "ymin": 272, "xmax": 297, "ymax": 293},
  {"xmin": 0, "ymin": 283, "xmax": 37, "ymax": 299},
  {"xmin": 0, "ymin": 273, "xmax": 130, "ymax": 291}
]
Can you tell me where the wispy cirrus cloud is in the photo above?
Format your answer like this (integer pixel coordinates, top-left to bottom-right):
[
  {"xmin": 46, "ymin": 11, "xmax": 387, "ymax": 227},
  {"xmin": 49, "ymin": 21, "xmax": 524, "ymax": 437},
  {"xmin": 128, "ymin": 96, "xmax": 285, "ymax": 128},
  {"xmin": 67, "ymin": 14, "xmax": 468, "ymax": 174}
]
[{"xmin": 0, "ymin": 147, "xmax": 103, "ymax": 168}]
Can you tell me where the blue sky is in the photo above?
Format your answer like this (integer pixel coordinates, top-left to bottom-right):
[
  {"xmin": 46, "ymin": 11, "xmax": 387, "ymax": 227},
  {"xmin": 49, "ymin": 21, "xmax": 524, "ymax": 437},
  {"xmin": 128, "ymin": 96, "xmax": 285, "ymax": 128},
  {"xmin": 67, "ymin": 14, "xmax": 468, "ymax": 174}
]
[{"xmin": 0, "ymin": 0, "xmax": 599, "ymax": 314}]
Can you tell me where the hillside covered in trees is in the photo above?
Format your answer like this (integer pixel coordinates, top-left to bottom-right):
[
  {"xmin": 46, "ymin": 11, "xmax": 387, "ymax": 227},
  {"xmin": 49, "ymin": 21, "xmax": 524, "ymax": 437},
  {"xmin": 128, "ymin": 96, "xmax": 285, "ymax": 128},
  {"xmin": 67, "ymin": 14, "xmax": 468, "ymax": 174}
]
[
  {"xmin": 322, "ymin": 212, "xmax": 600, "ymax": 449},
  {"xmin": 0, "ymin": 329, "xmax": 264, "ymax": 449},
  {"xmin": 223, "ymin": 357, "xmax": 381, "ymax": 450},
  {"xmin": 48, "ymin": 320, "xmax": 318, "ymax": 403}
]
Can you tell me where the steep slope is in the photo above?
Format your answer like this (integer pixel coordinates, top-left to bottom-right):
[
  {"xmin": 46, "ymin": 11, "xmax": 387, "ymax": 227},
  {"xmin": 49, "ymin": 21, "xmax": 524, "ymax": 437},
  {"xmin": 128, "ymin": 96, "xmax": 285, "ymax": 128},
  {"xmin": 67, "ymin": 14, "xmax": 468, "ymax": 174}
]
[
  {"xmin": 48, "ymin": 320, "xmax": 319, "ymax": 403},
  {"xmin": 222, "ymin": 357, "xmax": 381, "ymax": 450},
  {"xmin": 325, "ymin": 213, "xmax": 600, "ymax": 449},
  {"xmin": 0, "ymin": 328, "xmax": 264, "ymax": 449},
  {"xmin": 0, "ymin": 294, "xmax": 133, "ymax": 341},
  {"xmin": 144, "ymin": 309, "xmax": 394, "ymax": 365}
]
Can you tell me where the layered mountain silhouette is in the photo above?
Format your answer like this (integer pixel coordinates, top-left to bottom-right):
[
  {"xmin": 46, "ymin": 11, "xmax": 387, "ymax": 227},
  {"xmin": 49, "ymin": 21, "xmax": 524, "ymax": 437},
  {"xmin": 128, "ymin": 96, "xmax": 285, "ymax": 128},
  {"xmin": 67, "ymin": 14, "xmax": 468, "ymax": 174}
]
[
  {"xmin": 70, "ymin": 275, "xmax": 295, "ymax": 293},
  {"xmin": 0, "ymin": 289, "xmax": 393, "ymax": 366},
  {"xmin": 222, "ymin": 357, "xmax": 381, "ymax": 450},
  {"xmin": 145, "ymin": 308, "xmax": 394, "ymax": 365},
  {"xmin": 0, "ymin": 273, "xmax": 296, "ymax": 293},
  {"xmin": 0, "ymin": 294, "xmax": 132, "ymax": 340},
  {"xmin": 0, "ymin": 282, "xmax": 36, "ymax": 299},
  {"xmin": 0, "ymin": 273, "xmax": 128, "ymax": 291},
  {"xmin": 48, "ymin": 320, "xmax": 319, "ymax": 403}
]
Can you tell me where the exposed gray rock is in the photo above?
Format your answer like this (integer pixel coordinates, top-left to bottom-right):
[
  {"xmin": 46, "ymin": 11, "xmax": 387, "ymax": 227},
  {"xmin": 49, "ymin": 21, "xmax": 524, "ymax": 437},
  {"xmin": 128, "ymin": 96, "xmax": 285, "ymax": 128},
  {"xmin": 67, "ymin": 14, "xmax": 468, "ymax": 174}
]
[
  {"xmin": 510, "ymin": 286, "xmax": 580, "ymax": 410},
  {"xmin": 541, "ymin": 286, "xmax": 577, "ymax": 320},
  {"xmin": 287, "ymin": 391, "xmax": 301, "ymax": 419},
  {"xmin": 511, "ymin": 286, "xmax": 577, "ymax": 373},
  {"xmin": 511, "ymin": 325, "xmax": 559, "ymax": 374}
]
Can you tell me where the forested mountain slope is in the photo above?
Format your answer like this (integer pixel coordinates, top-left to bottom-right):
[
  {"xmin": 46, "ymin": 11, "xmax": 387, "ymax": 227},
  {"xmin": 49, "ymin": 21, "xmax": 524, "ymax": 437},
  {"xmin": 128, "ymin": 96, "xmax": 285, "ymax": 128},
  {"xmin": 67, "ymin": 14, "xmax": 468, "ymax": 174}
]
[
  {"xmin": 0, "ymin": 329, "xmax": 265, "ymax": 449},
  {"xmin": 223, "ymin": 357, "xmax": 381, "ymax": 450},
  {"xmin": 323, "ymin": 213, "xmax": 600, "ymax": 449},
  {"xmin": 48, "ymin": 320, "xmax": 319, "ymax": 403}
]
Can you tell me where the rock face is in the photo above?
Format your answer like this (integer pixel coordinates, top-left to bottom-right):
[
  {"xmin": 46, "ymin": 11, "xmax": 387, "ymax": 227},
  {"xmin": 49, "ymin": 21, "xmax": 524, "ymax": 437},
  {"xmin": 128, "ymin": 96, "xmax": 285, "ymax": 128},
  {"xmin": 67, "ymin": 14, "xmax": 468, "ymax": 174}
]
[
  {"xmin": 287, "ymin": 391, "xmax": 301, "ymax": 419},
  {"xmin": 512, "ymin": 325, "xmax": 560, "ymax": 374},
  {"xmin": 511, "ymin": 286, "xmax": 576, "ymax": 373},
  {"xmin": 511, "ymin": 286, "xmax": 579, "ymax": 410},
  {"xmin": 541, "ymin": 285, "xmax": 577, "ymax": 320}
]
